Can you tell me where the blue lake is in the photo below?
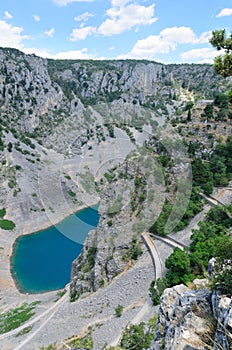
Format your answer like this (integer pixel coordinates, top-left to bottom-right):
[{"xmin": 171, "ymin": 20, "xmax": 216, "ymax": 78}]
[{"xmin": 11, "ymin": 205, "xmax": 99, "ymax": 293}]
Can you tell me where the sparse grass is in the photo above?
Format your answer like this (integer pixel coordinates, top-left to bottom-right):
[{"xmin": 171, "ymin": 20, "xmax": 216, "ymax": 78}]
[
  {"xmin": 54, "ymin": 289, "xmax": 66, "ymax": 302},
  {"xmin": 40, "ymin": 343, "xmax": 57, "ymax": 350},
  {"xmin": 79, "ymin": 171, "xmax": 95, "ymax": 194},
  {"xmin": 15, "ymin": 325, "xmax": 32, "ymax": 337},
  {"xmin": 0, "ymin": 301, "xmax": 40, "ymax": 334},
  {"xmin": 65, "ymin": 330, "xmax": 93, "ymax": 350}
]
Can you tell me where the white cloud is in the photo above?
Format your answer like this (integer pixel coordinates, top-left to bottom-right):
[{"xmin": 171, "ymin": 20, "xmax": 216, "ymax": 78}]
[
  {"xmin": 197, "ymin": 31, "xmax": 211, "ymax": 44},
  {"xmin": 69, "ymin": 1, "xmax": 157, "ymax": 41},
  {"xmin": 0, "ymin": 20, "xmax": 29, "ymax": 49},
  {"xmin": 52, "ymin": 48, "xmax": 92, "ymax": 59},
  {"xmin": 180, "ymin": 48, "xmax": 219, "ymax": 63},
  {"xmin": 23, "ymin": 47, "xmax": 92, "ymax": 59},
  {"xmin": 52, "ymin": 0, "xmax": 93, "ymax": 6},
  {"xmin": 4, "ymin": 11, "xmax": 13, "ymax": 20},
  {"xmin": 33, "ymin": 15, "xmax": 40, "ymax": 22},
  {"xmin": 159, "ymin": 26, "xmax": 197, "ymax": 45},
  {"xmin": 44, "ymin": 28, "xmax": 55, "ymax": 37},
  {"xmin": 133, "ymin": 34, "xmax": 171, "ymax": 57},
  {"xmin": 216, "ymin": 8, "xmax": 232, "ymax": 18},
  {"xmin": 74, "ymin": 12, "xmax": 93, "ymax": 22},
  {"xmin": 23, "ymin": 47, "xmax": 53, "ymax": 58},
  {"xmin": 119, "ymin": 26, "xmax": 213, "ymax": 60},
  {"xmin": 98, "ymin": 3, "xmax": 157, "ymax": 36},
  {"xmin": 111, "ymin": 0, "xmax": 130, "ymax": 6},
  {"xmin": 122, "ymin": 27, "xmax": 194, "ymax": 58},
  {"xmin": 70, "ymin": 26, "xmax": 96, "ymax": 41}
]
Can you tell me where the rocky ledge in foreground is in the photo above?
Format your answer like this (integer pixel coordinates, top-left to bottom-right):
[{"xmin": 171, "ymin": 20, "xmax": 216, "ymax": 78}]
[{"xmin": 150, "ymin": 279, "xmax": 232, "ymax": 350}]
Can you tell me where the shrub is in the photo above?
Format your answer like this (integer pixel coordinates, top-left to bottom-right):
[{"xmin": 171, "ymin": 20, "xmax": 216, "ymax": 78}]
[
  {"xmin": 115, "ymin": 304, "xmax": 123, "ymax": 317},
  {"xmin": 0, "ymin": 219, "xmax": 16, "ymax": 230},
  {"xmin": 0, "ymin": 208, "xmax": 6, "ymax": 218}
]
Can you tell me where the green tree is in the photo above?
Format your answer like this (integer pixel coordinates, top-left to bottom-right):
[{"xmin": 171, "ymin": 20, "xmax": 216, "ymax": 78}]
[
  {"xmin": 120, "ymin": 323, "xmax": 153, "ymax": 350},
  {"xmin": 165, "ymin": 248, "xmax": 194, "ymax": 286},
  {"xmin": 190, "ymin": 234, "xmax": 231, "ymax": 274},
  {"xmin": 211, "ymin": 239, "xmax": 232, "ymax": 296},
  {"xmin": 192, "ymin": 159, "xmax": 213, "ymax": 194},
  {"xmin": 149, "ymin": 278, "xmax": 168, "ymax": 305},
  {"xmin": 7, "ymin": 142, "xmax": 13, "ymax": 152},
  {"xmin": 209, "ymin": 29, "xmax": 232, "ymax": 77},
  {"xmin": 202, "ymin": 103, "xmax": 214, "ymax": 119}
]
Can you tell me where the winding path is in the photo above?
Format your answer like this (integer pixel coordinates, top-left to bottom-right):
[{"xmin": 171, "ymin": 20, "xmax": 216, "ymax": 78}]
[
  {"xmin": 149, "ymin": 233, "xmax": 187, "ymax": 250},
  {"xmin": 141, "ymin": 233, "xmax": 163, "ymax": 280},
  {"xmin": 0, "ymin": 286, "xmax": 69, "ymax": 344}
]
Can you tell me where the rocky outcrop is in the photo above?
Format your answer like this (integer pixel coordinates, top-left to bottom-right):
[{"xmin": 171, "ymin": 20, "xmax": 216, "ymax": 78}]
[
  {"xmin": 70, "ymin": 151, "xmax": 165, "ymax": 298},
  {"xmin": 150, "ymin": 280, "xmax": 232, "ymax": 350},
  {"xmin": 212, "ymin": 292, "xmax": 232, "ymax": 350}
]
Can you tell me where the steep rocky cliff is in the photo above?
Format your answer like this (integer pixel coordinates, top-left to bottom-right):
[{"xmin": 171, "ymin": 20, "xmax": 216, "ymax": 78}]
[
  {"xmin": 0, "ymin": 47, "xmax": 230, "ymax": 141},
  {"xmin": 150, "ymin": 280, "xmax": 232, "ymax": 350},
  {"xmin": 70, "ymin": 148, "xmax": 166, "ymax": 298}
]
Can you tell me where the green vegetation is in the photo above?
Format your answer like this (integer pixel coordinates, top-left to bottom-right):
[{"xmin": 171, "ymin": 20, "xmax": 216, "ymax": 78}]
[
  {"xmin": 149, "ymin": 278, "xmax": 168, "ymax": 306},
  {"xmin": 107, "ymin": 196, "xmax": 123, "ymax": 215},
  {"xmin": 115, "ymin": 304, "xmax": 123, "ymax": 317},
  {"xmin": 0, "ymin": 219, "xmax": 16, "ymax": 230},
  {"xmin": 165, "ymin": 247, "xmax": 194, "ymax": 286},
  {"xmin": 210, "ymin": 239, "xmax": 232, "ymax": 295},
  {"xmin": 0, "ymin": 208, "xmax": 15, "ymax": 230},
  {"xmin": 162, "ymin": 205, "xmax": 232, "ymax": 296},
  {"xmin": 0, "ymin": 301, "xmax": 40, "ymax": 334},
  {"xmin": 54, "ymin": 289, "xmax": 66, "ymax": 302},
  {"xmin": 67, "ymin": 189, "xmax": 76, "ymax": 197},
  {"xmin": 40, "ymin": 343, "xmax": 57, "ymax": 350},
  {"xmin": 201, "ymin": 93, "xmax": 232, "ymax": 123},
  {"xmin": 149, "ymin": 199, "xmax": 172, "ymax": 236},
  {"xmin": 65, "ymin": 330, "xmax": 93, "ymax": 349},
  {"xmin": 79, "ymin": 171, "xmax": 95, "ymax": 194},
  {"xmin": 120, "ymin": 322, "xmax": 154, "ymax": 350},
  {"xmin": 15, "ymin": 325, "xmax": 33, "ymax": 337},
  {"xmin": 128, "ymin": 240, "xmax": 142, "ymax": 260},
  {"xmin": 8, "ymin": 179, "xmax": 17, "ymax": 188},
  {"xmin": 80, "ymin": 246, "xmax": 97, "ymax": 275},
  {"xmin": 149, "ymin": 191, "xmax": 202, "ymax": 237},
  {"xmin": 150, "ymin": 135, "xmax": 232, "ymax": 237},
  {"xmin": 104, "ymin": 123, "xmax": 115, "ymax": 138},
  {"xmin": 0, "ymin": 208, "xmax": 6, "ymax": 218},
  {"xmin": 104, "ymin": 168, "xmax": 117, "ymax": 183},
  {"xmin": 209, "ymin": 29, "xmax": 232, "ymax": 77}
]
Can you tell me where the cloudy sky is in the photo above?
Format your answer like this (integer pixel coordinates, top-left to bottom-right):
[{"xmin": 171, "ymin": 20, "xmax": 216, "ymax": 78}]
[{"xmin": 0, "ymin": 0, "xmax": 231, "ymax": 63}]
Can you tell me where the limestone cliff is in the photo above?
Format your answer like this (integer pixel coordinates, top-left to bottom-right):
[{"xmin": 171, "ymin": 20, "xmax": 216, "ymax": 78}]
[
  {"xmin": 150, "ymin": 280, "xmax": 232, "ymax": 350},
  {"xmin": 0, "ymin": 47, "xmax": 230, "ymax": 143},
  {"xmin": 70, "ymin": 149, "xmax": 165, "ymax": 298}
]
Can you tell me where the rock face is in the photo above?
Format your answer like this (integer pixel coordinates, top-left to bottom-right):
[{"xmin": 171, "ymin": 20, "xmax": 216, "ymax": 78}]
[
  {"xmin": 0, "ymin": 47, "xmax": 230, "ymax": 141},
  {"xmin": 70, "ymin": 151, "xmax": 165, "ymax": 298},
  {"xmin": 150, "ymin": 280, "xmax": 232, "ymax": 350},
  {"xmin": 212, "ymin": 292, "xmax": 232, "ymax": 350}
]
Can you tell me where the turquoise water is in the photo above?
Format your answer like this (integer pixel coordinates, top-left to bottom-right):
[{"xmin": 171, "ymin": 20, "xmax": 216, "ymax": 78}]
[{"xmin": 11, "ymin": 205, "xmax": 99, "ymax": 293}]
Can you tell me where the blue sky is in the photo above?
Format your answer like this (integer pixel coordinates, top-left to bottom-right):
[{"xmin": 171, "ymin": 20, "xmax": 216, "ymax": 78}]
[{"xmin": 0, "ymin": 0, "xmax": 231, "ymax": 63}]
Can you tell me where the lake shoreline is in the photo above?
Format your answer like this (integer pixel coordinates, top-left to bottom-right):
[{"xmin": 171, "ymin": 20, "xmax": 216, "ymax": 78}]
[
  {"xmin": 0, "ymin": 201, "xmax": 99, "ymax": 301},
  {"xmin": 10, "ymin": 204, "xmax": 99, "ymax": 294}
]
